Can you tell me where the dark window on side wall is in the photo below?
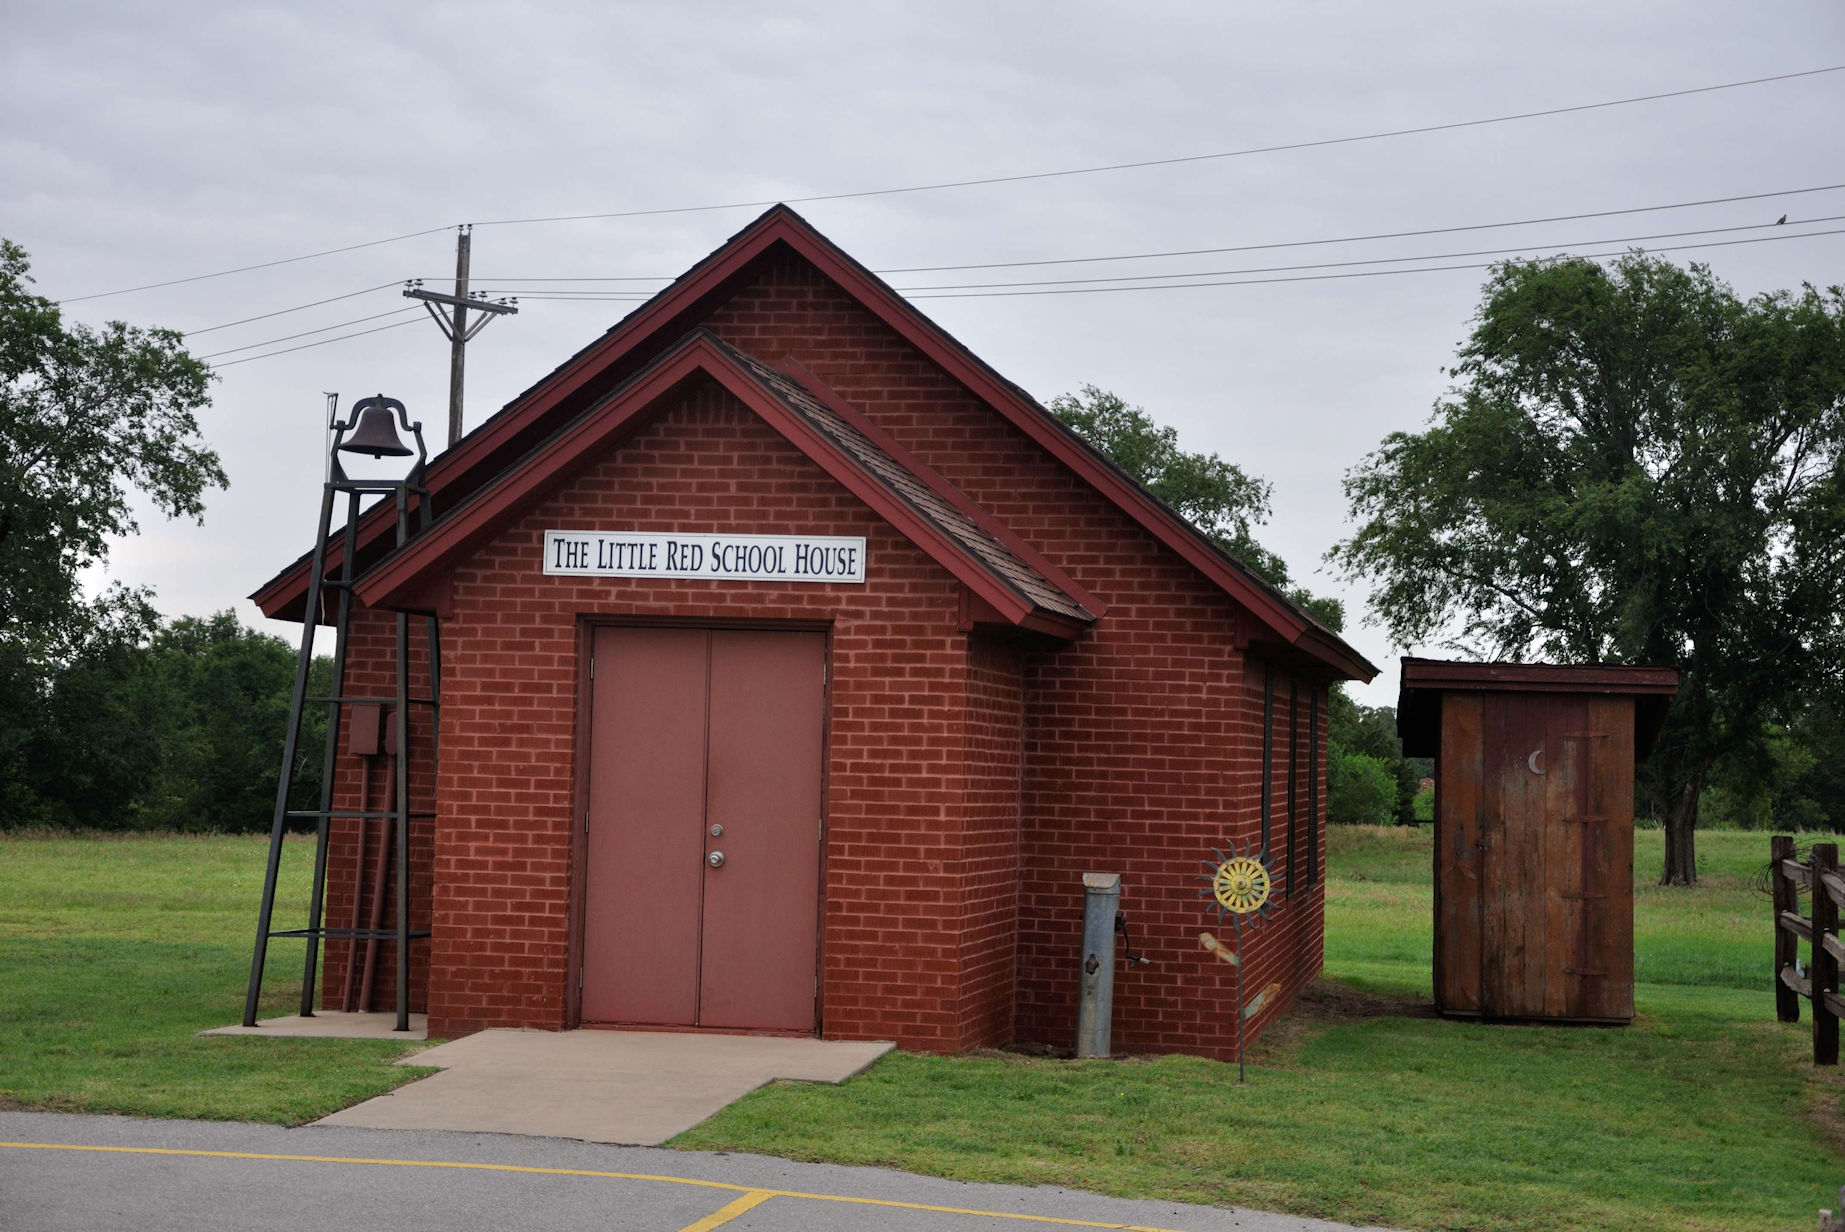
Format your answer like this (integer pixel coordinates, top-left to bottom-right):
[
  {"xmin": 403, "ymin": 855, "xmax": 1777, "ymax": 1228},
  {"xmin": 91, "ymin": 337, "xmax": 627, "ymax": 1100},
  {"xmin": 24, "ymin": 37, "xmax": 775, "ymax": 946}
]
[
  {"xmin": 1260, "ymin": 662, "xmax": 1274, "ymax": 858},
  {"xmin": 1286, "ymin": 676, "xmax": 1300, "ymax": 897},
  {"xmin": 1308, "ymin": 686, "xmax": 1321, "ymax": 889}
]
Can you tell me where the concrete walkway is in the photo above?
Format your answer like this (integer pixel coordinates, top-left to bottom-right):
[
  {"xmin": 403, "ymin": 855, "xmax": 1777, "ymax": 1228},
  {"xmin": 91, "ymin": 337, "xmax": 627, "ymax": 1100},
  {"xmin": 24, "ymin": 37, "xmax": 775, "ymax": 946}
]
[
  {"xmin": 0, "ymin": 1111, "xmax": 1397, "ymax": 1232},
  {"xmin": 202, "ymin": 1012, "xmax": 428, "ymax": 1040},
  {"xmin": 315, "ymin": 1029, "xmax": 894, "ymax": 1145}
]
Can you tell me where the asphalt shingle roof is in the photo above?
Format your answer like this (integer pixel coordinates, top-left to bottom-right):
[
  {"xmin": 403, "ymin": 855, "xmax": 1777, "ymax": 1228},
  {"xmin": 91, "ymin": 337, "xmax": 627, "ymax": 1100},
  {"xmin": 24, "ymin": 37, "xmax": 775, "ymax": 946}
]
[{"xmin": 712, "ymin": 337, "xmax": 1094, "ymax": 625}]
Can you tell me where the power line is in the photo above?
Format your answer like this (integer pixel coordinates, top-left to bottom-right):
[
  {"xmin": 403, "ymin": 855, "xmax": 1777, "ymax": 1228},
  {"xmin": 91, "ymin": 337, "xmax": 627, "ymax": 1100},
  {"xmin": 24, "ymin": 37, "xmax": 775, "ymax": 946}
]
[
  {"xmin": 182, "ymin": 282, "xmax": 402, "ymax": 337},
  {"xmin": 61, "ymin": 230, "xmax": 452, "ymax": 305},
  {"xmin": 488, "ymin": 223, "xmax": 1845, "ymax": 304},
  {"xmin": 874, "ymin": 183, "xmax": 1845, "ymax": 273},
  {"xmin": 445, "ymin": 181, "xmax": 1845, "ymax": 286},
  {"xmin": 882, "ymin": 214, "xmax": 1845, "ymax": 292},
  {"xmin": 58, "ymin": 65, "xmax": 1845, "ymax": 303},
  {"xmin": 196, "ymin": 306, "xmax": 425, "ymax": 359},
  {"xmin": 168, "ymin": 181, "xmax": 1845, "ymax": 342},
  {"xmin": 208, "ymin": 316, "xmax": 424, "ymax": 368},
  {"xmin": 900, "ymin": 223, "xmax": 1845, "ymax": 299},
  {"xmin": 468, "ymin": 65, "xmax": 1845, "ymax": 227},
  {"xmin": 207, "ymin": 221, "xmax": 1845, "ymax": 366}
]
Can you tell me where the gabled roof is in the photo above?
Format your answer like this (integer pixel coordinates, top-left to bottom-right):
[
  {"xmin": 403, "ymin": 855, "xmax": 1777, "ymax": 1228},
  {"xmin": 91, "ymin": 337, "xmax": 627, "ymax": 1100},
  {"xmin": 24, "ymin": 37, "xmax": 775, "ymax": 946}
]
[
  {"xmin": 254, "ymin": 205, "xmax": 1373, "ymax": 680},
  {"xmin": 353, "ymin": 330, "xmax": 1097, "ymax": 640}
]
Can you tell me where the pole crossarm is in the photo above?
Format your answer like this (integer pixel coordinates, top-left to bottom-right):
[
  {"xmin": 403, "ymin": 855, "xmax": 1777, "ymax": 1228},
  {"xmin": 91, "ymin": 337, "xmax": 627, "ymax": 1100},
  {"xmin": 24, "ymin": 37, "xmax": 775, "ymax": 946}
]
[{"xmin": 403, "ymin": 287, "xmax": 518, "ymax": 316}]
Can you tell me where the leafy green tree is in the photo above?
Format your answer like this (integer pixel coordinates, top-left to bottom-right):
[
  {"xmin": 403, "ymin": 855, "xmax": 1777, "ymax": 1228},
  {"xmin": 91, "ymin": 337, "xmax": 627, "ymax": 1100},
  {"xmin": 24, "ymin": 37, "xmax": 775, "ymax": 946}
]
[
  {"xmin": 0, "ymin": 238, "xmax": 222, "ymax": 824},
  {"xmin": 1703, "ymin": 697, "xmax": 1845, "ymax": 833},
  {"xmin": 1326, "ymin": 687, "xmax": 1398, "ymax": 762},
  {"xmin": 0, "ymin": 239, "xmax": 222, "ymax": 664},
  {"xmin": 1333, "ymin": 255, "xmax": 1845, "ymax": 884},
  {"xmin": 10, "ymin": 619, "xmax": 166, "ymax": 828},
  {"xmin": 1050, "ymin": 386, "xmax": 1344, "ymax": 630},
  {"xmin": 141, "ymin": 612, "xmax": 328, "ymax": 832},
  {"xmin": 0, "ymin": 609, "xmax": 328, "ymax": 832}
]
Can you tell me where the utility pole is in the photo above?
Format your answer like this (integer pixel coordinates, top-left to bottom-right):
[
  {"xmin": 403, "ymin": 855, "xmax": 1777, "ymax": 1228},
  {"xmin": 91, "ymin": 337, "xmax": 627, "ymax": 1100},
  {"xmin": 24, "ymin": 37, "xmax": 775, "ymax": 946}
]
[{"xmin": 404, "ymin": 225, "xmax": 518, "ymax": 448}]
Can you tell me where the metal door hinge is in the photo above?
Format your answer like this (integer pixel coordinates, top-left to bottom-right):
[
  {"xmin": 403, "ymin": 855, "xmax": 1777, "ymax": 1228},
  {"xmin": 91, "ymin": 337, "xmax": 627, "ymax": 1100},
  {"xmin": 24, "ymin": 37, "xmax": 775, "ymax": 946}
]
[{"xmin": 589, "ymin": 657, "xmax": 595, "ymax": 679}]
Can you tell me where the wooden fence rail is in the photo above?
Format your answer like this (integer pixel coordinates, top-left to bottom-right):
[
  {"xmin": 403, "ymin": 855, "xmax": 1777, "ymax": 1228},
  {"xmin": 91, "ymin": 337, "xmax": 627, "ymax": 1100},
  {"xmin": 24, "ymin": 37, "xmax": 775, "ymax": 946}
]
[{"xmin": 1772, "ymin": 835, "xmax": 1842, "ymax": 1065}]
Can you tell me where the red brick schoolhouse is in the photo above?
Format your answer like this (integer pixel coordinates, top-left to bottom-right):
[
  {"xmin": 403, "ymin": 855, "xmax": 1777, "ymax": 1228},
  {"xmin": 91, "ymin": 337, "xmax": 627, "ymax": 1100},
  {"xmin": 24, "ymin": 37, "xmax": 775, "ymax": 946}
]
[{"xmin": 253, "ymin": 206, "xmax": 1375, "ymax": 1057}]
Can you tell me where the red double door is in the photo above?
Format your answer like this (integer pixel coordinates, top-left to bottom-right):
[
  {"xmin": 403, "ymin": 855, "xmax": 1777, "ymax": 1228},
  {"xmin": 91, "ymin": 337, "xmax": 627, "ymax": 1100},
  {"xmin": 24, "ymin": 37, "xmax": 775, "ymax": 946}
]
[{"xmin": 581, "ymin": 627, "xmax": 825, "ymax": 1032}]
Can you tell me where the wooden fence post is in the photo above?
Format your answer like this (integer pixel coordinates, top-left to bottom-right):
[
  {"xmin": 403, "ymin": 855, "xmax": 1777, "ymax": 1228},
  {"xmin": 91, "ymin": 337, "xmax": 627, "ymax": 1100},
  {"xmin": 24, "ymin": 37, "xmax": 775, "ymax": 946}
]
[
  {"xmin": 1813, "ymin": 843, "xmax": 1839, "ymax": 1066},
  {"xmin": 1775, "ymin": 835, "xmax": 1801, "ymax": 1023}
]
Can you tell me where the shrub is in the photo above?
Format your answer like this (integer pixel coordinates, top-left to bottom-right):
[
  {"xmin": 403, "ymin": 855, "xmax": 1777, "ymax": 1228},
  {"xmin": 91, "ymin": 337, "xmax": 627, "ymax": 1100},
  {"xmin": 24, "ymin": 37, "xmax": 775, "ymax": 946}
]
[{"xmin": 1328, "ymin": 750, "xmax": 1396, "ymax": 825}]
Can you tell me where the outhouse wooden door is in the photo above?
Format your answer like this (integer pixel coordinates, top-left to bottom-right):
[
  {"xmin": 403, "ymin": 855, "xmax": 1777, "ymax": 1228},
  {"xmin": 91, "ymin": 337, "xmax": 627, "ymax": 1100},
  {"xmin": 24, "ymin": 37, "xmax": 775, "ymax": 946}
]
[
  {"xmin": 581, "ymin": 627, "xmax": 825, "ymax": 1031},
  {"xmin": 1435, "ymin": 692, "xmax": 1635, "ymax": 1022}
]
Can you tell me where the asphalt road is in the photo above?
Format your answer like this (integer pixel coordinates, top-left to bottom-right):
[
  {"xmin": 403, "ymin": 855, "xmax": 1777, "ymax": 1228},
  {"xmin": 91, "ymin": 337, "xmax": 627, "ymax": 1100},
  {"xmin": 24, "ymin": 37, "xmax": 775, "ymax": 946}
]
[{"xmin": 0, "ymin": 1111, "xmax": 1388, "ymax": 1232}]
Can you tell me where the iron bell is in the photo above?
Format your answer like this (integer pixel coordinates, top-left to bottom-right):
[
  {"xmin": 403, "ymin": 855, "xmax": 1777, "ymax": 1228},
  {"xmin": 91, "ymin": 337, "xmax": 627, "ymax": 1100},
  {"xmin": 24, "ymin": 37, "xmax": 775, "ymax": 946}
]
[{"xmin": 339, "ymin": 395, "xmax": 413, "ymax": 458}]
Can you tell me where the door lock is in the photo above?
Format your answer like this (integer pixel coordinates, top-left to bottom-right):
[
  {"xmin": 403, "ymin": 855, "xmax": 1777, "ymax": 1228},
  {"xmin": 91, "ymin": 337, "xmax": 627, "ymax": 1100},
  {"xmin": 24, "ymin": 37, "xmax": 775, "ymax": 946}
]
[
  {"xmin": 709, "ymin": 824, "xmax": 723, "ymax": 837},
  {"xmin": 707, "ymin": 851, "xmax": 726, "ymax": 868}
]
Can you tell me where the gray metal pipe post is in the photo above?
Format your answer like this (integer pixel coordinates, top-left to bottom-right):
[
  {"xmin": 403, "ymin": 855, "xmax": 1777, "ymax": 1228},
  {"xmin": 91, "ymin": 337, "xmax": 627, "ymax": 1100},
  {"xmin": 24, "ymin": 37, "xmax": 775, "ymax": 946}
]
[{"xmin": 1075, "ymin": 872, "xmax": 1121, "ymax": 1058}]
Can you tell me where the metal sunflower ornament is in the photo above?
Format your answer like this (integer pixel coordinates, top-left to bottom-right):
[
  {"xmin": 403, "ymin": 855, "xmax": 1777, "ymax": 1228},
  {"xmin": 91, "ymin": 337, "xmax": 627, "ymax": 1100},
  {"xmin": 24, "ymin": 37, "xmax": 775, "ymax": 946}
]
[{"xmin": 1197, "ymin": 839, "xmax": 1276, "ymax": 1082}]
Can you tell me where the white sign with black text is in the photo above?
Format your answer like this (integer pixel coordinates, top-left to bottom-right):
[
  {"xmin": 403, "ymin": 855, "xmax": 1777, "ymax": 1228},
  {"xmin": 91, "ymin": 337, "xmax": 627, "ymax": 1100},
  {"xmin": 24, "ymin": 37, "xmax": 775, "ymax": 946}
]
[{"xmin": 542, "ymin": 529, "xmax": 867, "ymax": 584}]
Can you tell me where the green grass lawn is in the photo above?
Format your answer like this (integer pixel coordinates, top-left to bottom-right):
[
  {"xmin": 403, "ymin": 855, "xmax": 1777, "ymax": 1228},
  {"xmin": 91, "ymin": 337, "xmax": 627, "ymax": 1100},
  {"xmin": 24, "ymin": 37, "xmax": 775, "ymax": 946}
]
[
  {"xmin": 0, "ymin": 833, "xmax": 432, "ymax": 1123},
  {"xmin": 676, "ymin": 827, "xmax": 1845, "ymax": 1232},
  {"xmin": 1, "ymin": 828, "xmax": 1838, "ymax": 1230}
]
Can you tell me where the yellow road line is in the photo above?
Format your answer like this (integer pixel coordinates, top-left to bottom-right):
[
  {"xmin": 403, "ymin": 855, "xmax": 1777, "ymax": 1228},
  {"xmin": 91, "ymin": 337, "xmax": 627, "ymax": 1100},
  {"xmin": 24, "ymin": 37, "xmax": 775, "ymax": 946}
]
[
  {"xmin": 677, "ymin": 1188, "xmax": 775, "ymax": 1231},
  {"xmin": 0, "ymin": 1141, "xmax": 1188, "ymax": 1231},
  {"xmin": 0, "ymin": 1141, "xmax": 743, "ymax": 1190}
]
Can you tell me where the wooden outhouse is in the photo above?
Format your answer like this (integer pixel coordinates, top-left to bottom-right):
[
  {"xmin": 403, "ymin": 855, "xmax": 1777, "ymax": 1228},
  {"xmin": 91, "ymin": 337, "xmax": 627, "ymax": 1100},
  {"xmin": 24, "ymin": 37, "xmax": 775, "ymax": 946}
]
[
  {"xmin": 250, "ymin": 205, "xmax": 1376, "ymax": 1057},
  {"xmin": 1397, "ymin": 659, "xmax": 1678, "ymax": 1024}
]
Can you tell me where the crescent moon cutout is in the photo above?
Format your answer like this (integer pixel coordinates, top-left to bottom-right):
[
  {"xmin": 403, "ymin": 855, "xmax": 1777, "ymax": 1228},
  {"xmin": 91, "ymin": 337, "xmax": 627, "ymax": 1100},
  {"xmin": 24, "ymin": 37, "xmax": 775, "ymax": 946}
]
[{"xmin": 1529, "ymin": 748, "xmax": 1545, "ymax": 775}]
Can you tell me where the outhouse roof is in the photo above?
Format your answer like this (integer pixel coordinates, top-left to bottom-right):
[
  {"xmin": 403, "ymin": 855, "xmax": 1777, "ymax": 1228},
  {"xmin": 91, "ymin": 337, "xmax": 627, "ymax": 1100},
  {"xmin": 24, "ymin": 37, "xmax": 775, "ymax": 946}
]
[{"xmin": 1397, "ymin": 657, "xmax": 1681, "ymax": 758}]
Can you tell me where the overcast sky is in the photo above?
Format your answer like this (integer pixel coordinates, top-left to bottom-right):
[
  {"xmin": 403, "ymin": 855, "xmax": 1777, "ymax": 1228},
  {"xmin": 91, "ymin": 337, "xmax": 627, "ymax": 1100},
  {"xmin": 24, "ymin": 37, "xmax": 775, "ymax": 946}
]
[{"xmin": 7, "ymin": 2, "xmax": 1844, "ymax": 706}]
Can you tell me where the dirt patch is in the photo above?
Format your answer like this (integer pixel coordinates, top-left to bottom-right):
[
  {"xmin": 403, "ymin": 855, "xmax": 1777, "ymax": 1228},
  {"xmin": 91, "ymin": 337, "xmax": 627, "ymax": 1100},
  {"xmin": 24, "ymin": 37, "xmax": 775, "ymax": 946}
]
[
  {"xmin": 0, "ymin": 1094, "xmax": 92, "ymax": 1114},
  {"xmin": 1291, "ymin": 977, "xmax": 1433, "ymax": 1022},
  {"xmin": 1249, "ymin": 978, "xmax": 1436, "ymax": 1061}
]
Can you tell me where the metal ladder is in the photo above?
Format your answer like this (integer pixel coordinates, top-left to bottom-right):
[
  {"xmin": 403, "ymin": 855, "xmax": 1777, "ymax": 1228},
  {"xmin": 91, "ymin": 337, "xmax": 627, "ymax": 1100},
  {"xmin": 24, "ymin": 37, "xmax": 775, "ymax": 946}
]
[{"xmin": 242, "ymin": 397, "xmax": 438, "ymax": 1033}]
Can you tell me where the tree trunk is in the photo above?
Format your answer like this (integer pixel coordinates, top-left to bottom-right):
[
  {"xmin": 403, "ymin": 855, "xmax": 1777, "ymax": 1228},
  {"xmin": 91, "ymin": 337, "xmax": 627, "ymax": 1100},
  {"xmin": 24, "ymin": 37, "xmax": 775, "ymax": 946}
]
[{"xmin": 1658, "ymin": 770, "xmax": 1707, "ymax": 886}]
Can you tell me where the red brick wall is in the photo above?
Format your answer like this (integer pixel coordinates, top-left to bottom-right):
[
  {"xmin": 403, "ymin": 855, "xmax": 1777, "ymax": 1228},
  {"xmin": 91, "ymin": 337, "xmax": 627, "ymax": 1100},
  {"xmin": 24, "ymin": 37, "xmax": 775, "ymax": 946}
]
[
  {"xmin": 704, "ymin": 253, "xmax": 1331, "ymax": 1059},
  {"xmin": 1226, "ymin": 663, "xmax": 1329, "ymax": 1044},
  {"xmin": 955, "ymin": 636, "xmax": 1023, "ymax": 1049}
]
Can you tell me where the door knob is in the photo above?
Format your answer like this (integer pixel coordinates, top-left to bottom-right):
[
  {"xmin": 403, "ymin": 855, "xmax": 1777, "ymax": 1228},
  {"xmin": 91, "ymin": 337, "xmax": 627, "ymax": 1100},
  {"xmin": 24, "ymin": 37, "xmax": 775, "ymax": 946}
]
[{"xmin": 707, "ymin": 851, "xmax": 725, "ymax": 868}]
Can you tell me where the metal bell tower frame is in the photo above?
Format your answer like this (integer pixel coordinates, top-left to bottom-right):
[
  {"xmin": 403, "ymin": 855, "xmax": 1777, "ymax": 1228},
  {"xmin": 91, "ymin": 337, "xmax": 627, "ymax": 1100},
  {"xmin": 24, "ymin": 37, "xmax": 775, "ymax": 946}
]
[{"xmin": 242, "ymin": 394, "xmax": 438, "ymax": 1032}]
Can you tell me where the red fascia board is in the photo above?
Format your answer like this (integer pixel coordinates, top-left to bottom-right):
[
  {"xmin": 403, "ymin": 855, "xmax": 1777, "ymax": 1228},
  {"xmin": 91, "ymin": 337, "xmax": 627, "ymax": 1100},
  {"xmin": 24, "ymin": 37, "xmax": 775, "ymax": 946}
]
[
  {"xmin": 1016, "ymin": 610, "xmax": 1091, "ymax": 640},
  {"xmin": 354, "ymin": 336, "xmax": 1042, "ymax": 629},
  {"xmin": 774, "ymin": 359, "xmax": 1105, "ymax": 621},
  {"xmin": 1258, "ymin": 625, "xmax": 1378, "ymax": 686}
]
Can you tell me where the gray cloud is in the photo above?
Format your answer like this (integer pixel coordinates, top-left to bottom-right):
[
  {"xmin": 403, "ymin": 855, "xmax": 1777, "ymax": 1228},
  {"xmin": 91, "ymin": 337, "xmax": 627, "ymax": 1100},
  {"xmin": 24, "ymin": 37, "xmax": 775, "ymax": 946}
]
[{"xmin": 8, "ymin": 2, "xmax": 1843, "ymax": 705}]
